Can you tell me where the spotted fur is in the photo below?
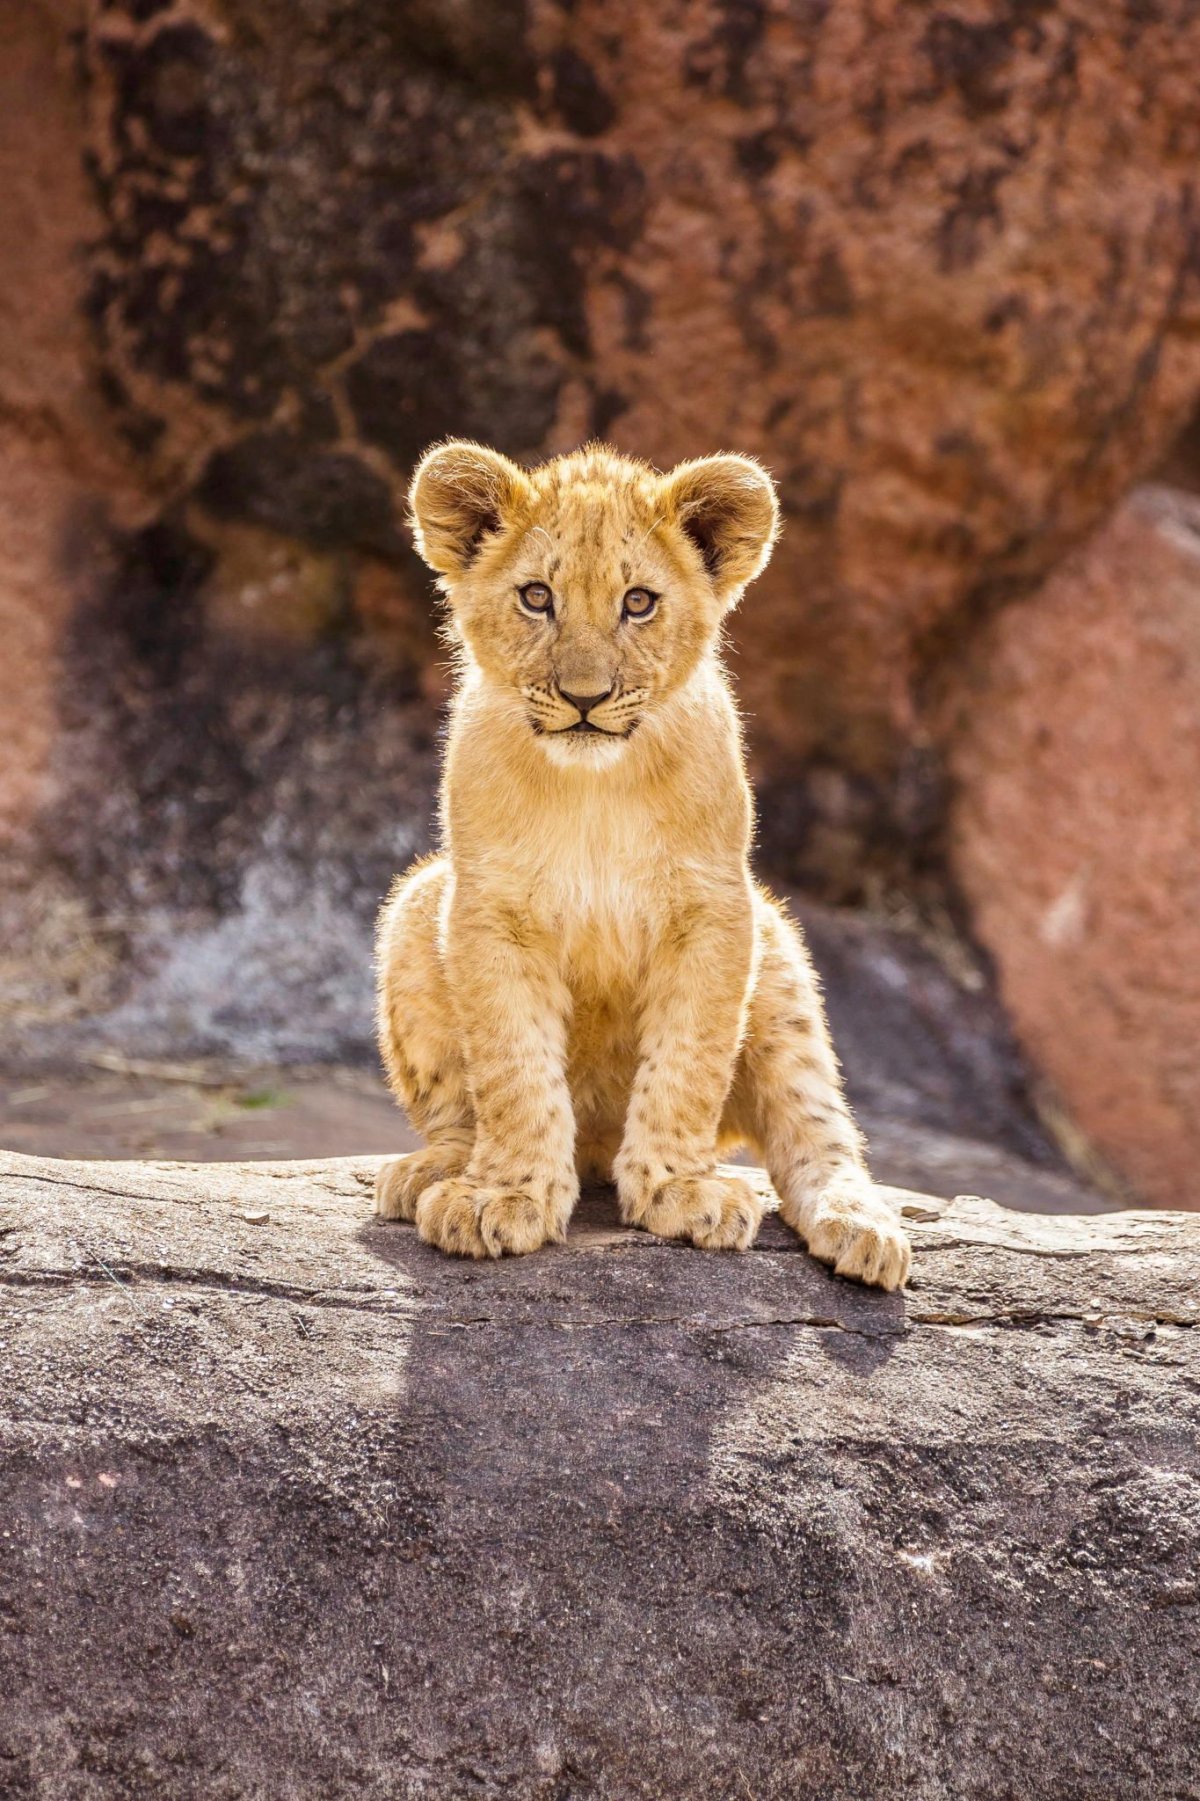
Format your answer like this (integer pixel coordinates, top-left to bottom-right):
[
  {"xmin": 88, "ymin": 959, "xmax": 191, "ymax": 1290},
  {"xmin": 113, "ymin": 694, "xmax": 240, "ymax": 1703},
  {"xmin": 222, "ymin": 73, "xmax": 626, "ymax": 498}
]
[{"xmin": 374, "ymin": 441, "xmax": 911, "ymax": 1289}]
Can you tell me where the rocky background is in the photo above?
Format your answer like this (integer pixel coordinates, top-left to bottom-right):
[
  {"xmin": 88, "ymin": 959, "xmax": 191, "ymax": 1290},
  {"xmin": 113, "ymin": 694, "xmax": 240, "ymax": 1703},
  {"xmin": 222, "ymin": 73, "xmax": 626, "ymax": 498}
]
[{"xmin": 3, "ymin": 0, "xmax": 1200, "ymax": 1210}]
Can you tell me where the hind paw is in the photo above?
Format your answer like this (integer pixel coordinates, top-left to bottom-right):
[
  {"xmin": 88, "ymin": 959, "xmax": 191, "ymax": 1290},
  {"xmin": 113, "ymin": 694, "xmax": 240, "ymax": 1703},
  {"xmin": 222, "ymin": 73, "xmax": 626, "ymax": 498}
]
[{"xmin": 795, "ymin": 1179, "xmax": 911, "ymax": 1291}]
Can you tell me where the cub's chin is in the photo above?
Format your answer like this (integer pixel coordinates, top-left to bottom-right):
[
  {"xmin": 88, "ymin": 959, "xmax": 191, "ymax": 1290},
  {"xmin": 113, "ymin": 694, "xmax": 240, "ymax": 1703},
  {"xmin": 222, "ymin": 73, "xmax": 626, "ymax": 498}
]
[{"xmin": 536, "ymin": 729, "xmax": 632, "ymax": 771}]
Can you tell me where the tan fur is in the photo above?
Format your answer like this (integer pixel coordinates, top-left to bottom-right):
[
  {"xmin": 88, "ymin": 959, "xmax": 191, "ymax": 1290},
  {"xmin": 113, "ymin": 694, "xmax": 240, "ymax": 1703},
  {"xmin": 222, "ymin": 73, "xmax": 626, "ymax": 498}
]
[{"xmin": 374, "ymin": 441, "xmax": 911, "ymax": 1289}]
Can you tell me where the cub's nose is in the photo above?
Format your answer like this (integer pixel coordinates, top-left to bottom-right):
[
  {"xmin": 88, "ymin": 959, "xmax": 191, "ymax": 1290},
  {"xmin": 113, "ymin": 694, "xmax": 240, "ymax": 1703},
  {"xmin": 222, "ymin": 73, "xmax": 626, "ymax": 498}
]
[{"xmin": 558, "ymin": 685, "xmax": 614, "ymax": 715}]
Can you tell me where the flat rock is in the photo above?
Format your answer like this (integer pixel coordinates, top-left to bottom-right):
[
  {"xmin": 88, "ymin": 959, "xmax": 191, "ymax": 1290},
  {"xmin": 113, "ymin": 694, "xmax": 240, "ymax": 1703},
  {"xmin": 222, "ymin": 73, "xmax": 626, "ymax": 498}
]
[{"xmin": 1, "ymin": 1150, "xmax": 1197, "ymax": 1798}]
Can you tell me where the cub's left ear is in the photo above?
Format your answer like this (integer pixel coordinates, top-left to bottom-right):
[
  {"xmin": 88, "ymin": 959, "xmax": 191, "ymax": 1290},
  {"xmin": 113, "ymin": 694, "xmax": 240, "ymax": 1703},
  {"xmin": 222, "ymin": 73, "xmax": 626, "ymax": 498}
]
[{"xmin": 663, "ymin": 454, "xmax": 780, "ymax": 602}]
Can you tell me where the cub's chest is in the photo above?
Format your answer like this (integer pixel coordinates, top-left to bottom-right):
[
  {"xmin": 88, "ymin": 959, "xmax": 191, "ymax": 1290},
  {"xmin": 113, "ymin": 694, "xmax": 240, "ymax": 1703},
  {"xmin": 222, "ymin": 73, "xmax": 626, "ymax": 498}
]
[
  {"xmin": 535, "ymin": 808, "xmax": 660, "ymax": 913},
  {"xmin": 515, "ymin": 799, "xmax": 674, "ymax": 972}
]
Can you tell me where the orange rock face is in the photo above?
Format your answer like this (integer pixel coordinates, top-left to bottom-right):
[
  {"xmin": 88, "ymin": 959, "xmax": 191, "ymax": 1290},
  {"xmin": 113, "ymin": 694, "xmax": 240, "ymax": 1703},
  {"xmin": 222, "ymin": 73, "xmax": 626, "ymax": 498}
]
[
  {"xmin": 0, "ymin": 0, "xmax": 135, "ymax": 864},
  {"xmin": 948, "ymin": 487, "xmax": 1200, "ymax": 1210},
  {"xmin": 76, "ymin": 0, "xmax": 1200, "ymax": 798},
  {"xmin": 568, "ymin": 0, "xmax": 1200, "ymax": 790},
  {"xmin": 5, "ymin": 0, "xmax": 1200, "ymax": 1182}
]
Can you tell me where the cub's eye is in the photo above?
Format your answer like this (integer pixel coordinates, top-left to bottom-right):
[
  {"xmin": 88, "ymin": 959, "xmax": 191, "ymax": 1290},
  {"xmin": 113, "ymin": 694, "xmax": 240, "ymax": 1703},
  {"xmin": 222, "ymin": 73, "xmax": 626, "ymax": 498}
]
[
  {"xmin": 518, "ymin": 581, "xmax": 555, "ymax": 617},
  {"xmin": 622, "ymin": 587, "xmax": 658, "ymax": 621}
]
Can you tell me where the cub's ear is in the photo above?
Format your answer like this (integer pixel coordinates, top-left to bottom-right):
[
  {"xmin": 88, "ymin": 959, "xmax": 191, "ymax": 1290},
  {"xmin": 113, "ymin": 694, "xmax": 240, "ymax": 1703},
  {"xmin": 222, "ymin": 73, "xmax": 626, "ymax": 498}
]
[
  {"xmin": 408, "ymin": 440, "xmax": 534, "ymax": 577},
  {"xmin": 663, "ymin": 453, "xmax": 780, "ymax": 601}
]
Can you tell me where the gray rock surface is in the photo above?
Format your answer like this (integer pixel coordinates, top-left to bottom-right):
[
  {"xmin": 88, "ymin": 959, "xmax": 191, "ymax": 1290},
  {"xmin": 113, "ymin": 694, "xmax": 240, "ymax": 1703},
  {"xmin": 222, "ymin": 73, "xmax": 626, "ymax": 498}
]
[{"xmin": 1, "ymin": 1150, "xmax": 1197, "ymax": 1799}]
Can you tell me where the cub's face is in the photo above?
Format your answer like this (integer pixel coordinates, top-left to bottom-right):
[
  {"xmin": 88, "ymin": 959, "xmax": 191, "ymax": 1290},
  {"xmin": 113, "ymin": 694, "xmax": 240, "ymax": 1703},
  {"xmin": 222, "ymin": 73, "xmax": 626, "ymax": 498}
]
[{"xmin": 408, "ymin": 442, "xmax": 779, "ymax": 765}]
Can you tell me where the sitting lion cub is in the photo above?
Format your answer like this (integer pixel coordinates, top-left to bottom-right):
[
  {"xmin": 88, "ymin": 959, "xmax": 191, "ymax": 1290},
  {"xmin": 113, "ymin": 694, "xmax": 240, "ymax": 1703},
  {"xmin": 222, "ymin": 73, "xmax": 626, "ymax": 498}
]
[{"xmin": 374, "ymin": 440, "xmax": 911, "ymax": 1290}]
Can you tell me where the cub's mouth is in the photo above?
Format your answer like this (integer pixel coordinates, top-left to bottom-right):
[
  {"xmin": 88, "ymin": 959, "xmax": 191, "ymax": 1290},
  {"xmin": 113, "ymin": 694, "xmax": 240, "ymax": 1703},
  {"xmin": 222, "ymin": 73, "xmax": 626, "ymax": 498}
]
[
  {"xmin": 559, "ymin": 719, "xmax": 636, "ymax": 740},
  {"xmin": 530, "ymin": 719, "xmax": 636, "ymax": 740}
]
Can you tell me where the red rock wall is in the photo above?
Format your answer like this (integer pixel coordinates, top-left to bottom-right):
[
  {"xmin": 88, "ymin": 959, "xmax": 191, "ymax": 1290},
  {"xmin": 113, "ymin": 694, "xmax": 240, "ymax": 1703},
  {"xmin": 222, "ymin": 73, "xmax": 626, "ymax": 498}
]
[
  {"xmin": 75, "ymin": 0, "xmax": 1200, "ymax": 799},
  {"xmin": 0, "ymin": 0, "xmax": 134, "ymax": 865},
  {"xmin": 948, "ymin": 486, "xmax": 1200, "ymax": 1211},
  {"xmin": 7, "ymin": 0, "xmax": 1200, "ymax": 841},
  {"xmin": 4, "ymin": 0, "xmax": 1200, "ymax": 1200}
]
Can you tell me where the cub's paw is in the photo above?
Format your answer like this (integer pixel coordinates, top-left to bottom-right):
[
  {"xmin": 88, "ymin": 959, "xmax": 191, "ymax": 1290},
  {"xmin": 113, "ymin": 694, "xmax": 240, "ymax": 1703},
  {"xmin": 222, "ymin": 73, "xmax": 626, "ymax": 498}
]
[
  {"xmin": 628, "ymin": 1172, "xmax": 764, "ymax": 1252},
  {"xmin": 415, "ymin": 1178, "xmax": 487, "ymax": 1257},
  {"xmin": 478, "ymin": 1190, "xmax": 566, "ymax": 1258},
  {"xmin": 375, "ymin": 1144, "xmax": 470, "ymax": 1222},
  {"xmin": 415, "ymin": 1179, "xmax": 564, "ymax": 1259},
  {"xmin": 797, "ymin": 1180, "xmax": 911, "ymax": 1291}
]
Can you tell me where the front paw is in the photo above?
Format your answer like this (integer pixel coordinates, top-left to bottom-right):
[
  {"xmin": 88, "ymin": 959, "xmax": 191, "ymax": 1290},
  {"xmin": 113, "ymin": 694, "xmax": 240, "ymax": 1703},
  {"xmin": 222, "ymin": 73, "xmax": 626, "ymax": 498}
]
[
  {"xmin": 415, "ymin": 1179, "xmax": 565, "ymax": 1259},
  {"xmin": 375, "ymin": 1144, "xmax": 470, "ymax": 1221},
  {"xmin": 797, "ymin": 1179, "xmax": 911, "ymax": 1291},
  {"xmin": 624, "ymin": 1171, "xmax": 764, "ymax": 1252}
]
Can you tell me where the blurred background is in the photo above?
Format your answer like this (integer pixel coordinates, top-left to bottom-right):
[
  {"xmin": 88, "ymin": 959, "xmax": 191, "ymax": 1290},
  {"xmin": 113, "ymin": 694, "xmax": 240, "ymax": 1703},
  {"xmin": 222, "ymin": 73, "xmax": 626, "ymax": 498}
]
[{"xmin": 2, "ymin": 0, "xmax": 1198, "ymax": 1212}]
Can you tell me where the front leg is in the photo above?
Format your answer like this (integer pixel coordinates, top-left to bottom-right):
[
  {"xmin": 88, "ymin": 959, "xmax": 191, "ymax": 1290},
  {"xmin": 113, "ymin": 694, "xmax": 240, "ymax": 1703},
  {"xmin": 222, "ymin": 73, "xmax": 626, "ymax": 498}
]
[
  {"xmin": 615, "ymin": 885, "xmax": 764, "ymax": 1251},
  {"xmin": 417, "ymin": 901, "xmax": 579, "ymax": 1259}
]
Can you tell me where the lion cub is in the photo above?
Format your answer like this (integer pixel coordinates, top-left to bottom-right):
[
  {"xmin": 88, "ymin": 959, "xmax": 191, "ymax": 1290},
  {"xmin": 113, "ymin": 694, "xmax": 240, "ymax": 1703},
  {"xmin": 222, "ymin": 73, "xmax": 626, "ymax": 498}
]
[{"xmin": 374, "ymin": 440, "xmax": 911, "ymax": 1290}]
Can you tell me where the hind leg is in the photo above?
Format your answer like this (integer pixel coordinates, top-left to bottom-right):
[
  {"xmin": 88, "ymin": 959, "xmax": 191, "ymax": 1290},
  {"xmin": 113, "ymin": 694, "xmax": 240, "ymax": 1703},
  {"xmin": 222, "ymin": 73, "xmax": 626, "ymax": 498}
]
[
  {"xmin": 374, "ymin": 858, "xmax": 475, "ymax": 1223},
  {"xmin": 724, "ymin": 893, "xmax": 911, "ymax": 1291}
]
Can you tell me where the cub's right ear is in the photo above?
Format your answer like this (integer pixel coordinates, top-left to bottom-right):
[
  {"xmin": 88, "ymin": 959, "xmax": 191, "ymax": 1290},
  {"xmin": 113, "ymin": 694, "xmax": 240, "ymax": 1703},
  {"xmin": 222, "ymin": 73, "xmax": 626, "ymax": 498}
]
[{"xmin": 408, "ymin": 440, "xmax": 533, "ymax": 577}]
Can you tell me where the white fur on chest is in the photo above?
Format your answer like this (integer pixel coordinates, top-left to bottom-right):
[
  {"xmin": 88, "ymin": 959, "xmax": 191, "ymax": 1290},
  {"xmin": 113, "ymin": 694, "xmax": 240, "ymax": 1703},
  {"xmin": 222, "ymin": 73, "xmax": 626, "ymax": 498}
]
[{"xmin": 519, "ymin": 789, "xmax": 666, "ymax": 974}]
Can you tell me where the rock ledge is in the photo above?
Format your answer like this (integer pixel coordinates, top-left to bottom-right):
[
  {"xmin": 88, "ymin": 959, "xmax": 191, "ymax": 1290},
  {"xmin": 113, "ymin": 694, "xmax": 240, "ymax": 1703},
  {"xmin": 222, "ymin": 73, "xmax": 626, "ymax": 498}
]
[{"xmin": 1, "ymin": 1151, "xmax": 1198, "ymax": 1799}]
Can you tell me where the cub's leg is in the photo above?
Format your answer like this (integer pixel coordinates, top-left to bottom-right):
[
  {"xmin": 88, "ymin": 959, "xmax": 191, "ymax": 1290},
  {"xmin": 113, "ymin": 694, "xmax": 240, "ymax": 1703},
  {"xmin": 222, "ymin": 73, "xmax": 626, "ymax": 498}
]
[
  {"xmin": 725, "ymin": 894, "xmax": 910, "ymax": 1291},
  {"xmin": 614, "ymin": 883, "xmax": 765, "ymax": 1251},
  {"xmin": 374, "ymin": 859, "xmax": 475, "ymax": 1225},
  {"xmin": 415, "ymin": 897, "xmax": 580, "ymax": 1259}
]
